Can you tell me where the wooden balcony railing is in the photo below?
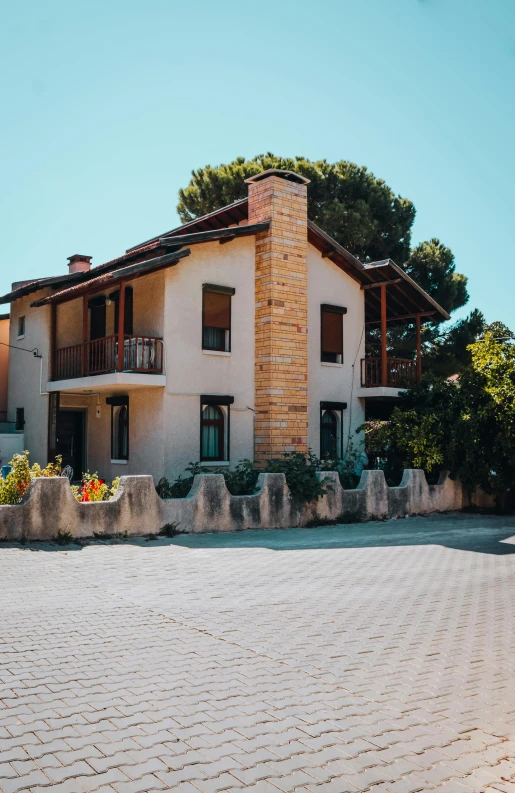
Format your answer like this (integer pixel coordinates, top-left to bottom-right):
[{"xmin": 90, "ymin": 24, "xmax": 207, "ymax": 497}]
[
  {"xmin": 54, "ymin": 335, "xmax": 164, "ymax": 381},
  {"xmin": 361, "ymin": 357, "xmax": 419, "ymax": 388}
]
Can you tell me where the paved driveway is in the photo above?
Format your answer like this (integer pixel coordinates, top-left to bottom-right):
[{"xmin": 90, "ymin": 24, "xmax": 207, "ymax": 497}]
[{"xmin": 2, "ymin": 513, "xmax": 515, "ymax": 793}]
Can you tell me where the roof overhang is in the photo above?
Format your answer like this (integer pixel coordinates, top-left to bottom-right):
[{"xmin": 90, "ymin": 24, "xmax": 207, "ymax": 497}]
[
  {"xmin": 30, "ymin": 249, "xmax": 191, "ymax": 307},
  {"xmin": 307, "ymin": 222, "xmax": 449, "ymax": 323}
]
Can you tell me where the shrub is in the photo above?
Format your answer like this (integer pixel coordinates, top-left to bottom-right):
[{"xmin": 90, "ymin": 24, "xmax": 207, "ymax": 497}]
[
  {"xmin": 156, "ymin": 460, "xmax": 259, "ymax": 498},
  {"xmin": 72, "ymin": 473, "xmax": 120, "ymax": 503},
  {"xmin": 318, "ymin": 441, "xmax": 362, "ymax": 490},
  {"xmin": 0, "ymin": 451, "xmax": 62, "ymax": 505},
  {"xmin": 212, "ymin": 459, "xmax": 259, "ymax": 495},
  {"xmin": 266, "ymin": 450, "xmax": 329, "ymax": 503}
]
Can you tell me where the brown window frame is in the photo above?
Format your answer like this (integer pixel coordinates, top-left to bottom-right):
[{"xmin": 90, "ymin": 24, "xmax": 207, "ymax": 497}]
[
  {"xmin": 202, "ymin": 284, "xmax": 235, "ymax": 352},
  {"xmin": 321, "ymin": 304, "xmax": 347, "ymax": 364}
]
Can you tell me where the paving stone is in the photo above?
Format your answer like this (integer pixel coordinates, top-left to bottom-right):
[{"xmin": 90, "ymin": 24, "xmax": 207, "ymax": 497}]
[{"xmin": 2, "ymin": 515, "xmax": 515, "ymax": 793}]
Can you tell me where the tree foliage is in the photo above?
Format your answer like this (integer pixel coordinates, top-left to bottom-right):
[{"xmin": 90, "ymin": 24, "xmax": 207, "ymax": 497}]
[
  {"xmin": 178, "ymin": 153, "xmax": 415, "ymax": 263},
  {"xmin": 402, "ymin": 239, "xmax": 468, "ymax": 314},
  {"xmin": 362, "ymin": 325, "xmax": 515, "ymax": 509}
]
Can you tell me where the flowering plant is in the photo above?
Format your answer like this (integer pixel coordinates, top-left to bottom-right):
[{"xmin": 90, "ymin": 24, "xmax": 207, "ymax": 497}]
[
  {"xmin": 72, "ymin": 473, "xmax": 120, "ymax": 503},
  {"xmin": 0, "ymin": 451, "xmax": 63, "ymax": 505}
]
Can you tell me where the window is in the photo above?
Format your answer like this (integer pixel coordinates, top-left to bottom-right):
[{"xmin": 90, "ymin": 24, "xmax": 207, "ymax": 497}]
[
  {"xmin": 321, "ymin": 410, "xmax": 338, "ymax": 458},
  {"xmin": 200, "ymin": 395, "xmax": 234, "ymax": 462},
  {"xmin": 17, "ymin": 316, "xmax": 25, "ymax": 338},
  {"xmin": 15, "ymin": 408, "xmax": 25, "ymax": 431},
  {"xmin": 202, "ymin": 284, "xmax": 235, "ymax": 352},
  {"xmin": 107, "ymin": 396, "xmax": 129, "ymax": 461},
  {"xmin": 320, "ymin": 401, "xmax": 347, "ymax": 459},
  {"xmin": 321, "ymin": 304, "xmax": 347, "ymax": 363},
  {"xmin": 201, "ymin": 405, "xmax": 225, "ymax": 461}
]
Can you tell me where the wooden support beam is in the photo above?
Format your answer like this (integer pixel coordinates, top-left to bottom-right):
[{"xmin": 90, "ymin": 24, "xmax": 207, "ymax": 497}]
[
  {"xmin": 50, "ymin": 302, "xmax": 56, "ymax": 381},
  {"xmin": 81, "ymin": 294, "xmax": 88, "ymax": 377},
  {"xmin": 117, "ymin": 281, "xmax": 126, "ymax": 373},
  {"xmin": 416, "ymin": 313, "xmax": 422, "ymax": 382},
  {"xmin": 362, "ymin": 279, "xmax": 402, "ymax": 290},
  {"xmin": 381, "ymin": 283, "xmax": 387, "ymax": 387},
  {"xmin": 322, "ymin": 250, "xmax": 333, "ymax": 258},
  {"xmin": 219, "ymin": 234, "xmax": 236, "ymax": 245}
]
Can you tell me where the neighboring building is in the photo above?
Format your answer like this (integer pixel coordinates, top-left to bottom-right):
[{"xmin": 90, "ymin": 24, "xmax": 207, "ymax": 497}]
[{"xmin": 0, "ymin": 170, "xmax": 449, "ymax": 482}]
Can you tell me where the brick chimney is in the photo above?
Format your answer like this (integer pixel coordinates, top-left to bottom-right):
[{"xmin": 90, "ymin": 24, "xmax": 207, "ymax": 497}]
[
  {"xmin": 67, "ymin": 254, "xmax": 92, "ymax": 274},
  {"xmin": 246, "ymin": 169, "xmax": 310, "ymax": 465}
]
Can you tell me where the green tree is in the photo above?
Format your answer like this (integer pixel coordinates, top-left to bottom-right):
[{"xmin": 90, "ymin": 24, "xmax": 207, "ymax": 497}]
[
  {"xmin": 362, "ymin": 326, "xmax": 515, "ymax": 510},
  {"xmin": 402, "ymin": 239, "xmax": 468, "ymax": 314},
  {"xmin": 178, "ymin": 153, "xmax": 415, "ymax": 263}
]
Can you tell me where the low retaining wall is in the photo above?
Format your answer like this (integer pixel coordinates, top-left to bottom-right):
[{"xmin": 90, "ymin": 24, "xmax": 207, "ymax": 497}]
[{"xmin": 0, "ymin": 469, "xmax": 480, "ymax": 542}]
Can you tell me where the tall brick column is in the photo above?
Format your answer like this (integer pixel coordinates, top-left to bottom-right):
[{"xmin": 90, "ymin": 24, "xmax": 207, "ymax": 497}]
[{"xmin": 246, "ymin": 169, "xmax": 310, "ymax": 466}]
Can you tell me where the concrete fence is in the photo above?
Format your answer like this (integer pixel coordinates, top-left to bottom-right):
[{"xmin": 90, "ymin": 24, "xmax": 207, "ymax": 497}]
[{"xmin": 0, "ymin": 469, "xmax": 482, "ymax": 543}]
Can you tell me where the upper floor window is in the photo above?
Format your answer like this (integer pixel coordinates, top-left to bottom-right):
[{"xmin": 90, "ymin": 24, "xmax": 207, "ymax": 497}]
[
  {"xmin": 202, "ymin": 284, "xmax": 235, "ymax": 352},
  {"xmin": 321, "ymin": 304, "xmax": 347, "ymax": 363},
  {"xmin": 17, "ymin": 316, "xmax": 25, "ymax": 339}
]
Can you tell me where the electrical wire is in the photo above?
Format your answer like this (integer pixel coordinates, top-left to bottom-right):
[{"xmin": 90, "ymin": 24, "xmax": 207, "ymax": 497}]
[{"xmin": 0, "ymin": 341, "xmax": 41, "ymax": 357}]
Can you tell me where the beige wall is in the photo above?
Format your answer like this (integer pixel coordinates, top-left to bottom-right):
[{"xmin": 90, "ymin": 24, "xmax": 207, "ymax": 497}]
[
  {"xmin": 8, "ymin": 292, "xmax": 52, "ymax": 465},
  {"xmin": 7, "ymin": 234, "xmax": 367, "ymax": 482},
  {"xmin": 162, "ymin": 237, "xmax": 256, "ymax": 480},
  {"xmin": 307, "ymin": 246, "xmax": 366, "ymax": 458},
  {"xmin": 55, "ymin": 272, "xmax": 165, "ymax": 348},
  {"xmin": 0, "ymin": 317, "xmax": 9, "ymax": 414}
]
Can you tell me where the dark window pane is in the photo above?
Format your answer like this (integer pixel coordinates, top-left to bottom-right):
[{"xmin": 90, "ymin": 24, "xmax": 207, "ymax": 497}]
[
  {"xmin": 201, "ymin": 404, "xmax": 224, "ymax": 460},
  {"xmin": 321, "ymin": 410, "xmax": 338, "ymax": 458},
  {"xmin": 112, "ymin": 404, "xmax": 129, "ymax": 460},
  {"xmin": 203, "ymin": 292, "xmax": 230, "ymax": 329}
]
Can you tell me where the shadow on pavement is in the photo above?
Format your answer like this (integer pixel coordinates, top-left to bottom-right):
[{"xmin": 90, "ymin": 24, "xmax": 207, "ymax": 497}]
[{"xmin": 4, "ymin": 513, "xmax": 515, "ymax": 555}]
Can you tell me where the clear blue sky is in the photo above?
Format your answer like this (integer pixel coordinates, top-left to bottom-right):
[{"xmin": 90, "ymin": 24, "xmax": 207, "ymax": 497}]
[{"xmin": 1, "ymin": 0, "xmax": 513, "ymax": 326}]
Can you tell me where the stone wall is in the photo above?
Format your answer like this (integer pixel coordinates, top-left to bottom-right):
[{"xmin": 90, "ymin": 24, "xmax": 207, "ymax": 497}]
[{"xmin": 0, "ymin": 470, "xmax": 486, "ymax": 543}]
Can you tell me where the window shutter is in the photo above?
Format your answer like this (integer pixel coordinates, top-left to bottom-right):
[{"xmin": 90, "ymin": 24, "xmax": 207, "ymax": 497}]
[
  {"xmin": 203, "ymin": 292, "xmax": 230, "ymax": 329},
  {"xmin": 321, "ymin": 310, "xmax": 343, "ymax": 355}
]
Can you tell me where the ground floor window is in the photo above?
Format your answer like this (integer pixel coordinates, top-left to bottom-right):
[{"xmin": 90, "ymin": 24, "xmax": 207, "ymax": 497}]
[
  {"xmin": 320, "ymin": 401, "xmax": 347, "ymax": 459},
  {"xmin": 107, "ymin": 396, "xmax": 129, "ymax": 461},
  {"xmin": 200, "ymin": 395, "xmax": 234, "ymax": 462}
]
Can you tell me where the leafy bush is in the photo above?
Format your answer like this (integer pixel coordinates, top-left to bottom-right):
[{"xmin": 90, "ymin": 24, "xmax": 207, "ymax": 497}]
[
  {"xmin": 156, "ymin": 475, "xmax": 194, "ymax": 499},
  {"xmin": 214, "ymin": 459, "xmax": 259, "ymax": 495},
  {"xmin": 156, "ymin": 460, "xmax": 259, "ymax": 498},
  {"xmin": 318, "ymin": 441, "xmax": 362, "ymax": 490},
  {"xmin": 0, "ymin": 451, "xmax": 62, "ymax": 505},
  {"xmin": 266, "ymin": 451, "xmax": 329, "ymax": 503},
  {"xmin": 72, "ymin": 473, "xmax": 120, "ymax": 503}
]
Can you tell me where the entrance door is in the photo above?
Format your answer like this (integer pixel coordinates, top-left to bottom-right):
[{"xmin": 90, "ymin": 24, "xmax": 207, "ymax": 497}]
[{"xmin": 56, "ymin": 410, "xmax": 85, "ymax": 480}]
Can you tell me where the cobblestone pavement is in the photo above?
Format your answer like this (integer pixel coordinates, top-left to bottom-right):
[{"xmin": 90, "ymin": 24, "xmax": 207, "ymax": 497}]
[{"xmin": 2, "ymin": 513, "xmax": 515, "ymax": 793}]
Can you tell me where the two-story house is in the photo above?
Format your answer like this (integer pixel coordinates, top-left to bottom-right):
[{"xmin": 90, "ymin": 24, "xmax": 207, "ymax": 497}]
[{"xmin": 0, "ymin": 169, "xmax": 449, "ymax": 482}]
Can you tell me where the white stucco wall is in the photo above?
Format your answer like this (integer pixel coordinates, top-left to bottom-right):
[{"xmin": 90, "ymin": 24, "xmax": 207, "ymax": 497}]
[
  {"xmin": 7, "ymin": 292, "xmax": 52, "ymax": 466},
  {"xmin": 162, "ymin": 237, "xmax": 256, "ymax": 480},
  {"xmin": 307, "ymin": 246, "xmax": 366, "ymax": 459},
  {"xmin": 9, "ymin": 236, "xmax": 368, "ymax": 482}
]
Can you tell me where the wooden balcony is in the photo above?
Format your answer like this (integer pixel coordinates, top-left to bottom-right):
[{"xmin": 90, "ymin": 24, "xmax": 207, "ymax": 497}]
[
  {"xmin": 361, "ymin": 357, "xmax": 420, "ymax": 389},
  {"xmin": 54, "ymin": 335, "xmax": 164, "ymax": 381}
]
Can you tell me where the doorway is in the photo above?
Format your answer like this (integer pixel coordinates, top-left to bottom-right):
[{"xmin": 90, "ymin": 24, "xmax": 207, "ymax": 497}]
[{"xmin": 56, "ymin": 410, "xmax": 85, "ymax": 480}]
